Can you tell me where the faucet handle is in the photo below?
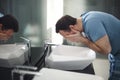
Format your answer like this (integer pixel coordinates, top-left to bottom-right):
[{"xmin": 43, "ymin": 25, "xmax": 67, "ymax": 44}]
[
  {"xmin": 12, "ymin": 69, "xmax": 41, "ymax": 76},
  {"xmin": 15, "ymin": 65, "xmax": 38, "ymax": 71}
]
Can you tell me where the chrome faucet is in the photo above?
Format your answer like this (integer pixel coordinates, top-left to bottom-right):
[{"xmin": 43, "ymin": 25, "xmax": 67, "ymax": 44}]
[
  {"xmin": 44, "ymin": 40, "xmax": 58, "ymax": 57},
  {"xmin": 44, "ymin": 40, "xmax": 59, "ymax": 50},
  {"xmin": 20, "ymin": 37, "xmax": 31, "ymax": 65},
  {"xmin": 43, "ymin": 41, "xmax": 59, "ymax": 67}
]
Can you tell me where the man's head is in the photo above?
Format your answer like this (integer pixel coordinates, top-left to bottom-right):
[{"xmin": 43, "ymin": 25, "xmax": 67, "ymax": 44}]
[
  {"xmin": 55, "ymin": 15, "xmax": 83, "ymax": 38},
  {"xmin": 0, "ymin": 14, "xmax": 19, "ymax": 40},
  {"xmin": 55, "ymin": 15, "xmax": 76, "ymax": 33}
]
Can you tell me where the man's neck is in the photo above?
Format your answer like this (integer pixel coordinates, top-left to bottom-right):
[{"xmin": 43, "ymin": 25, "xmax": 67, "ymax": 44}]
[{"xmin": 77, "ymin": 17, "xmax": 83, "ymax": 32}]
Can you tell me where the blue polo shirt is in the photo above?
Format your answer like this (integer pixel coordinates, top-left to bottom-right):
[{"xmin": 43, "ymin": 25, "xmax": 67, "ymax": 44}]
[{"xmin": 81, "ymin": 11, "xmax": 120, "ymax": 54}]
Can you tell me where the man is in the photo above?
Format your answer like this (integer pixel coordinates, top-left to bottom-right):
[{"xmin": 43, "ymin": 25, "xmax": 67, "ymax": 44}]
[
  {"xmin": 0, "ymin": 14, "xmax": 19, "ymax": 40},
  {"xmin": 55, "ymin": 11, "xmax": 120, "ymax": 80}
]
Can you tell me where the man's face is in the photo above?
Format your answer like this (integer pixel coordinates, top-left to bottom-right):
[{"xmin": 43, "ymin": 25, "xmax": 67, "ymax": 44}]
[
  {"xmin": 59, "ymin": 25, "xmax": 78, "ymax": 37},
  {"xmin": 0, "ymin": 24, "xmax": 14, "ymax": 40},
  {"xmin": 59, "ymin": 30, "xmax": 75, "ymax": 38},
  {"xmin": 0, "ymin": 29, "xmax": 14, "ymax": 40}
]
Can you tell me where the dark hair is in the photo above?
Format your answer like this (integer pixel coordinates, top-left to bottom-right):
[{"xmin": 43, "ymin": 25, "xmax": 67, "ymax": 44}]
[
  {"xmin": 0, "ymin": 14, "xmax": 19, "ymax": 32},
  {"xmin": 55, "ymin": 15, "xmax": 76, "ymax": 33}
]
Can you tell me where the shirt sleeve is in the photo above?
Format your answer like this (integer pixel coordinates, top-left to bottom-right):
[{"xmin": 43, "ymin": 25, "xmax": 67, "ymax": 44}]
[{"xmin": 85, "ymin": 19, "xmax": 107, "ymax": 42}]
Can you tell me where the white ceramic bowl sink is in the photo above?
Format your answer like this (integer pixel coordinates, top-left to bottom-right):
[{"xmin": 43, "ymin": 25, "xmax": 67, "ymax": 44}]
[
  {"xmin": 33, "ymin": 68, "xmax": 104, "ymax": 80},
  {"xmin": 45, "ymin": 45, "xmax": 96, "ymax": 70},
  {"xmin": 0, "ymin": 44, "xmax": 28, "ymax": 68}
]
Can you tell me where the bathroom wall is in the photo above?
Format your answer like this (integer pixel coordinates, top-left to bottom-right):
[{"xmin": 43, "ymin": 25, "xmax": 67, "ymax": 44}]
[
  {"xmin": 64, "ymin": 0, "xmax": 107, "ymax": 17},
  {"xmin": 64, "ymin": 0, "xmax": 119, "ymax": 18}
]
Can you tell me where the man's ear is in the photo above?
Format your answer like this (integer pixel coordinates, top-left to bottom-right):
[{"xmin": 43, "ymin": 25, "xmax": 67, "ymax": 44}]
[
  {"xmin": 69, "ymin": 25, "xmax": 78, "ymax": 32},
  {"xmin": 69, "ymin": 25, "xmax": 74, "ymax": 31}
]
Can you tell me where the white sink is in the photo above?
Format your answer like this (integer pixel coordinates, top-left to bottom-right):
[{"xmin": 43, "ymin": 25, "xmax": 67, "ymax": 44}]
[
  {"xmin": 45, "ymin": 45, "xmax": 96, "ymax": 70},
  {"xmin": 0, "ymin": 44, "xmax": 28, "ymax": 67},
  {"xmin": 33, "ymin": 68, "xmax": 104, "ymax": 80}
]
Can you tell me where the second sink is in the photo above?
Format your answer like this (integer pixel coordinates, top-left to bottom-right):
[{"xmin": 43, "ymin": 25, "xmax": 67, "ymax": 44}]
[{"xmin": 45, "ymin": 45, "xmax": 96, "ymax": 70}]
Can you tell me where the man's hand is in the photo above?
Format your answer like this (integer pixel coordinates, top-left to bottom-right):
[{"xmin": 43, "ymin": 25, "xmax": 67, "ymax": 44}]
[
  {"xmin": 65, "ymin": 29, "xmax": 86, "ymax": 42},
  {"xmin": 65, "ymin": 33, "xmax": 82, "ymax": 42},
  {"xmin": 0, "ymin": 33, "xmax": 9, "ymax": 40}
]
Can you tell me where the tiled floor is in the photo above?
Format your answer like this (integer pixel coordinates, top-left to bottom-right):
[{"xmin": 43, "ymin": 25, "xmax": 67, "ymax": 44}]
[{"xmin": 93, "ymin": 58, "xmax": 110, "ymax": 80}]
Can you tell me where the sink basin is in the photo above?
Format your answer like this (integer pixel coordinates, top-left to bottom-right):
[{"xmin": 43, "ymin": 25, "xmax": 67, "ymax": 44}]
[
  {"xmin": 45, "ymin": 45, "xmax": 96, "ymax": 70},
  {"xmin": 33, "ymin": 68, "xmax": 104, "ymax": 80},
  {"xmin": 0, "ymin": 44, "xmax": 28, "ymax": 68}
]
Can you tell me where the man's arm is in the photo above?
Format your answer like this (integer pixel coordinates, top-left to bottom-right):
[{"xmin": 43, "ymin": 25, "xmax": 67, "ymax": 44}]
[
  {"xmin": 65, "ymin": 31, "xmax": 111, "ymax": 55},
  {"xmin": 80, "ymin": 34, "xmax": 111, "ymax": 55}
]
